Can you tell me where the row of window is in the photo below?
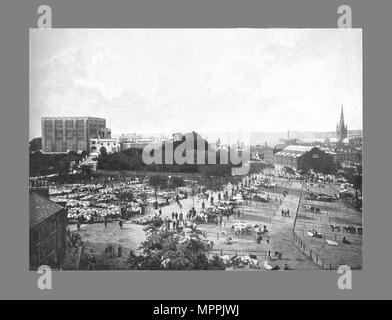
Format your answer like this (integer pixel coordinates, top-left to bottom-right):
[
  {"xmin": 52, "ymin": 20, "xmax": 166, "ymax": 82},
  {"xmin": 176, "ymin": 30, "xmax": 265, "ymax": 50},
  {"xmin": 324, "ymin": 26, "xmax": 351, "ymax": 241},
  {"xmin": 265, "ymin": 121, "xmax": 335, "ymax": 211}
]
[{"xmin": 91, "ymin": 141, "xmax": 116, "ymax": 146}]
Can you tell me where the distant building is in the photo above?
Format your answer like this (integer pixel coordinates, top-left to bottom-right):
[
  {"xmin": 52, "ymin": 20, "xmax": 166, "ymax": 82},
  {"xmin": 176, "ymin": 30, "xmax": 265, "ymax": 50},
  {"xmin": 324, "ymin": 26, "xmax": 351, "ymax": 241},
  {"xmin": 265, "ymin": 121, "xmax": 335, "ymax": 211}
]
[
  {"xmin": 172, "ymin": 132, "xmax": 184, "ymax": 142},
  {"xmin": 255, "ymin": 144, "xmax": 274, "ymax": 164},
  {"xmin": 273, "ymin": 143, "xmax": 287, "ymax": 154},
  {"xmin": 333, "ymin": 151, "xmax": 362, "ymax": 165},
  {"xmin": 41, "ymin": 117, "xmax": 110, "ymax": 153},
  {"xmin": 336, "ymin": 105, "xmax": 348, "ymax": 142},
  {"xmin": 90, "ymin": 138, "xmax": 120, "ymax": 154},
  {"xmin": 273, "ymin": 145, "xmax": 334, "ymax": 172},
  {"xmin": 29, "ymin": 181, "xmax": 67, "ymax": 270},
  {"xmin": 120, "ymin": 139, "xmax": 163, "ymax": 151}
]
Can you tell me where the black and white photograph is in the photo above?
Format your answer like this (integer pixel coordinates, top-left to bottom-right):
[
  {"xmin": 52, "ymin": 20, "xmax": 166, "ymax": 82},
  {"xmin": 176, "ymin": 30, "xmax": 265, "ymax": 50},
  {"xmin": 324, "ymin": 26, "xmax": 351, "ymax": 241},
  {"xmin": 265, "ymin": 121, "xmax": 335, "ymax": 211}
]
[{"xmin": 29, "ymin": 28, "xmax": 362, "ymax": 271}]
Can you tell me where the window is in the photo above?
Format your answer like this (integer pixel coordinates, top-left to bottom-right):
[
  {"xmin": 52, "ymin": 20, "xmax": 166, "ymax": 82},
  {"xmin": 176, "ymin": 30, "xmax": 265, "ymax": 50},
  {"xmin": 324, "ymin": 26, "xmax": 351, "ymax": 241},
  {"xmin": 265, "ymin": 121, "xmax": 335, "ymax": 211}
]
[
  {"xmin": 55, "ymin": 120, "xmax": 63, "ymax": 127},
  {"xmin": 76, "ymin": 131, "xmax": 84, "ymax": 139},
  {"xmin": 76, "ymin": 120, "xmax": 85, "ymax": 129},
  {"xmin": 66, "ymin": 130, "xmax": 74, "ymax": 139},
  {"xmin": 65, "ymin": 120, "xmax": 73, "ymax": 128}
]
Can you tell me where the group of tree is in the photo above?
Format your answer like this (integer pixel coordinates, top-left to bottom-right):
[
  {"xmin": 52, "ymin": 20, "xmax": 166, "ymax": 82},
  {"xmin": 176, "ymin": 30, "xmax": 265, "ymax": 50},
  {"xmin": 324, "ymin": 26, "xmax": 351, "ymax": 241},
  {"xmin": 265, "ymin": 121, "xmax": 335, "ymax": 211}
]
[
  {"xmin": 96, "ymin": 132, "xmax": 235, "ymax": 176},
  {"xmin": 148, "ymin": 175, "xmax": 169, "ymax": 208},
  {"xmin": 341, "ymin": 167, "xmax": 362, "ymax": 202},
  {"xmin": 29, "ymin": 137, "xmax": 42, "ymax": 153},
  {"xmin": 248, "ymin": 162, "xmax": 275, "ymax": 175},
  {"xmin": 128, "ymin": 229, "xmax": 225, "ymax": 270},
  {"xmin": 29, "ymin": 150, "xmax": 87, "ymax": 180}
]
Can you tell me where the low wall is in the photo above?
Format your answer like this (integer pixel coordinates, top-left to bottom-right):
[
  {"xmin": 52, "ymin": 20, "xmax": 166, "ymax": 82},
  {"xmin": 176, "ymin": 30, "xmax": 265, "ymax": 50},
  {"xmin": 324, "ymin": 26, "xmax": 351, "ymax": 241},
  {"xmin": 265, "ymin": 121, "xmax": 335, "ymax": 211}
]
[{"xmin": 94, "ymin": 169, "xmax": 203, "ymax": 179}]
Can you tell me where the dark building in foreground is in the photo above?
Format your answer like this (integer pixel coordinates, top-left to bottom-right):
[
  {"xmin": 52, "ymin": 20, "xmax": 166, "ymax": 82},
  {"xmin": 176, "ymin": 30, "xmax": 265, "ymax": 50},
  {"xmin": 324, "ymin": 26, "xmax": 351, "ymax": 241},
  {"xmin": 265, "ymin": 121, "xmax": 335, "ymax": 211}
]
[
  {"xmin": 29, "ymin": 182, "xmax": 67, "ymax": 270},
  {"xmin": 41, "ymin": 117, "xmax": 109, "ymax": 153},
  {"xmin": 273, "ymin": 145, "xmax": 334, "ymax": 172}
]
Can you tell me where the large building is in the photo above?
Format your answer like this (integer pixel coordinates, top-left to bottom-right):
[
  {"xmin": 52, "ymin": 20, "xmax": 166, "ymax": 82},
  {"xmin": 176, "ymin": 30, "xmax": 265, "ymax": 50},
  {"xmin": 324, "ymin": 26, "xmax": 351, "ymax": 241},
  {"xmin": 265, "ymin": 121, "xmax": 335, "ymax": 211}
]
[
  {"xmin": 273, "ymin": 145, "xmax": 334, "ymax": 172},
  {"xmin": 29, "ymin": 181, "xmax": 67, "ymax": 270},
  {"xmin": 41, "ymin": 117, "xmax": 110, "ymax": 153},
  {"xmin": 336, "ymin": 105, "xmax": 348, "ymax": 142},
  {"xmin": 90, "ymin": 138, "xmax": 120, "ymax": 154}
]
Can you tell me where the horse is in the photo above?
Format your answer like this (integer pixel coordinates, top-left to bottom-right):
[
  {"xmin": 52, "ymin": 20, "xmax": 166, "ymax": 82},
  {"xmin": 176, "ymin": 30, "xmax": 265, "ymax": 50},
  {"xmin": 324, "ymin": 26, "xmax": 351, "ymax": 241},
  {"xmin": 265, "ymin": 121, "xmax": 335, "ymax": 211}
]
[{"xmin": 330, "ymin": 225, "xmax": 341, "ymax": 232}]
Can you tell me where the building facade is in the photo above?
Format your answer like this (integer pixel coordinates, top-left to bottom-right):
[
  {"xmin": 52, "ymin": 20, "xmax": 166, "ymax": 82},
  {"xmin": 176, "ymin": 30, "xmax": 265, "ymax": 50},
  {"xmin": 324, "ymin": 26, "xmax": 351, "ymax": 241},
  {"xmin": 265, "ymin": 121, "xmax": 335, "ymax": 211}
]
[
  {"xmin": 90, "ymin": 138, "xmax": 120, "ymax": 154},
  {"xmin": 41, "ymin": 117, "xmax": 108, "ymax": 153},
  {"xmin": 29, "ymin": 183, "xmax": 67, "ymax": 270},
  {"xmin": 261, "ymin": 146, "xmax": 274, "ymax": 164},
  {"xmin": 333, "ymin": 151, "xmax": 362, "ymax": 165},
  {"xmin": 273, "ymin": 145, "xmax": 334, "ymax": 172}
]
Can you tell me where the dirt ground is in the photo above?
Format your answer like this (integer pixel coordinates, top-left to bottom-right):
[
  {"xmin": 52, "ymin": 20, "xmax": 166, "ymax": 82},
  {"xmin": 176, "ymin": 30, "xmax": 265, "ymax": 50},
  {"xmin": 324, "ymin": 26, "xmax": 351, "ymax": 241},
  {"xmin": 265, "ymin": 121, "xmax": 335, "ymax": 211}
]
[
  {"xmin": 294, "ymin": 182, "xmax": 363, "ymax": 269},
  {"xmin": 74, "ymin": 178, "xmax": 326, "ymax": 270}
]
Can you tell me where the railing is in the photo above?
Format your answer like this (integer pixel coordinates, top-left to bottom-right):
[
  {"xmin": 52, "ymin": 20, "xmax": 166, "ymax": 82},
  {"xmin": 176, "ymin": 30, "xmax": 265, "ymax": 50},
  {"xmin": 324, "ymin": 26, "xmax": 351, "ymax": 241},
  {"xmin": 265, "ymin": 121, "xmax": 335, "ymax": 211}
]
[{"xmin": 293, "ymin": 232, "xmax": 336, "ymax": 270}]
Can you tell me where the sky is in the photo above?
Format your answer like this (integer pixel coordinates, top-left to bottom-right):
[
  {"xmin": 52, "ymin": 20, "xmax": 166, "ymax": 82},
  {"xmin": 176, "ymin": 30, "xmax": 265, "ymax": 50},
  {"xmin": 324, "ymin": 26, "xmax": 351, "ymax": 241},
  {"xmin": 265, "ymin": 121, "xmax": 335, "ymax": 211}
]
[{"xmin": 29, "ymin": 29, "xmax": 362, "ymax": 140}]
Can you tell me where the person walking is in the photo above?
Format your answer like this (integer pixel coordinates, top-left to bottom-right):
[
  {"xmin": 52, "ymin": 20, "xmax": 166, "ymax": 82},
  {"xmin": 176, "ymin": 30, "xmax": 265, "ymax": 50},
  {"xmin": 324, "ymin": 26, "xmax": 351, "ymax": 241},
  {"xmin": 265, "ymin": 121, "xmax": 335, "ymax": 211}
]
[
  {"xmin": 118, "ymin": 245, "xmax": 122, "ymax": 258},
  {"xmin": 119, "ymin": 220, "xmax": 123, "ymax": 229},
  {"xmin": 90, "ymin": 255, "xmax": 96, "ymax": 270}
]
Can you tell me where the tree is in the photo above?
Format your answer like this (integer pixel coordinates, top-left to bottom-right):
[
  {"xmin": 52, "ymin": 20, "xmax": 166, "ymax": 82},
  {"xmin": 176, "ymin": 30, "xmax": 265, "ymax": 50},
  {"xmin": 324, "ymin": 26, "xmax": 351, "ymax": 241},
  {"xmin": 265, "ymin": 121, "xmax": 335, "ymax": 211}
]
[
  {"xmin": 128, "ymin": 229, "xmax": 225, "ymax": 270},
  {"xmin": 283, "ymin": 166, "xmax": 295, "ymax": 178},
  {"xmin": 349, "ymin": 173, "xmax": 362, "ymax": 202},
  {"xmin": 99, "ymin": 146, "xmax": 108, "ymax": 157},
  {"xmin": 139, "ymin": 192, "xmax": 148, "ymax": 214},
  {"xmin": 148, "ymin": 175, "xmax": 169, "ymax": 208},
  {"xmin": 29, "ymin": 137, "xmax": 42, "ymax": 153},
  {"xmin": 80, "ymin": 164, "xmax": 91, "ymax": 183},
  {"xmin": 119, "ymin": 170, "xmax": 127, "ymax": 181},
  {"xmin": 248, "ymin": 162, "xmax": 268, "ymax": 175},
  {"xmin": 116, "ymin": 189, "xmax": 134, "ymax": 202},
  {"xmin": 56, "ymin": 159, "xmax": 70, "ymax": 184},
  {"xmin": 170, "ymin": 176, "xmax": 185, "ymax": 191}
]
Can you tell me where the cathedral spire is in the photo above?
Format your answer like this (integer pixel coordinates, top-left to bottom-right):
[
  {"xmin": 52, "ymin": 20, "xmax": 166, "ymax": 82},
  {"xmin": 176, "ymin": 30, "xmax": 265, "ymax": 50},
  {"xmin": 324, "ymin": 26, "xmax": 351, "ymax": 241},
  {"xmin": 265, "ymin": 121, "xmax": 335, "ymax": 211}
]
[
  {"xmin": 339, "ymin": 105, "xmax": 344, "ymax": 126},
  {"xmin": 336, "ymin": 105, "xmax": 348, "ymax": 141}
]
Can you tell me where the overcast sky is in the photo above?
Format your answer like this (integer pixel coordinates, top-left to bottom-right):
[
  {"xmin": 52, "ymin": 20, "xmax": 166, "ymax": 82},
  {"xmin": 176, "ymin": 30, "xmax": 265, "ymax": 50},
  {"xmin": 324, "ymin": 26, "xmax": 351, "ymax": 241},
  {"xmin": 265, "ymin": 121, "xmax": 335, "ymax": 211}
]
[{"xmin": 29, "ymin": 29, "xmax": 362, "ymax": 140}]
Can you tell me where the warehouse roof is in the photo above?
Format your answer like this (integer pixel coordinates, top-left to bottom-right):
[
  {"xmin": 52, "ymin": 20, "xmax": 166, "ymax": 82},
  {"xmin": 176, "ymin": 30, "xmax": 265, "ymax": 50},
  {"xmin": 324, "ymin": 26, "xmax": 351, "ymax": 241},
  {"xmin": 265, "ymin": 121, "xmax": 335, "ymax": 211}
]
[
  {"xmin": 29, "ymin": 192, "xmax": 64, "ymax": 228},
  {"xmin": 275, "ymin": 145, "xmax": 315, "ymax": 157}
]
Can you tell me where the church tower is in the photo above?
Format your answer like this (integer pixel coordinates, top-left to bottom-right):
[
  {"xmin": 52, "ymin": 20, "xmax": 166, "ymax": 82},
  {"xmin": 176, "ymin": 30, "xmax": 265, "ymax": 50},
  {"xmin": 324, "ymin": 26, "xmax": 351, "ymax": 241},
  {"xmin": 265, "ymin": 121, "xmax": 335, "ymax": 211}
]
[{"xmin": 336, "ymin": 105, "xmax": 348, "ymax": 141}]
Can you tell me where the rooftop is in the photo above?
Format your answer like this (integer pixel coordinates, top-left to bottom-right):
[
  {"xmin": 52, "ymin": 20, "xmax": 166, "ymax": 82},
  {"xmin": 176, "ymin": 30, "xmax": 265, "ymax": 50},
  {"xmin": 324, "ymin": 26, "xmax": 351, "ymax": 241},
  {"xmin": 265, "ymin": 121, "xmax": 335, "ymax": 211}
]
[
  {"xmin": 275, "ymin": 145, "xmax": 315, "ymax": 157},
  {"xmin": 29, "ymin": 192, "xmax": 64, "ymax": 229}
]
